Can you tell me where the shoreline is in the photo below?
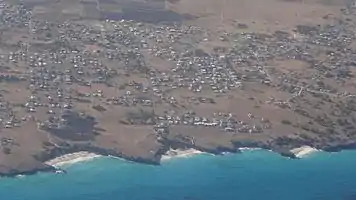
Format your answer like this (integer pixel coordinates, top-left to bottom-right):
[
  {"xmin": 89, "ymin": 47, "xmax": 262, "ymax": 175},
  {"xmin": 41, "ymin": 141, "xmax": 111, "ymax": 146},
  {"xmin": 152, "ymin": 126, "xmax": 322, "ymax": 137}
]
[
  {"xmin": 44, "ymin": 151, "xmax": 102, "ymax": 168},
  {"xmin": 0, "ymin": 145, "xmax": 345, "ymax": 178},
  {"xmin": 160, "ymin": 148, "xmax": 206, "ymax": 161},
  {"xmin": 43, "ymin": 146, "xmax": 321, "ymax": 169},
  {"xmin": 290, "ymin": 146, "xmax": 320, "ymax": 158},
  {"xmin": 238, "ymin": 147, "xmax": 264, "ymax": 152}
]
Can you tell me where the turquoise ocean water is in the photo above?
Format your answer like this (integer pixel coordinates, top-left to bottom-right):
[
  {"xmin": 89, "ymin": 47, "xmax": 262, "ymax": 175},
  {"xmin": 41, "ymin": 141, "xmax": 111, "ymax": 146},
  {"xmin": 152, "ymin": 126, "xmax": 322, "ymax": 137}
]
[{"xmin": 1, "ymin": 150, "xmax": 356, "ymax": 200}]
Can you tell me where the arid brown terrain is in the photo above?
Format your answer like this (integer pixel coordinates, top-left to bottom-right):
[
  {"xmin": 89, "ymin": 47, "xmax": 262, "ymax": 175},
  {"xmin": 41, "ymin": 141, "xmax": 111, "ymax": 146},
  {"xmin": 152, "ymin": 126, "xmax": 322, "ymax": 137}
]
[{"xmin": 1, "ymin": 0, "xmax": 356, "ymax": 176}]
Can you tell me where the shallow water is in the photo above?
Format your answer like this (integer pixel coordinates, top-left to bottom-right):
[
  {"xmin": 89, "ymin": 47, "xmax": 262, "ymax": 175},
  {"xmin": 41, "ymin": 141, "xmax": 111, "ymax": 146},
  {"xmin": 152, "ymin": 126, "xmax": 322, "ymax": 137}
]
[{"xmin": 1, "ymin": 150, "xmax": 356, "ymax": 200}]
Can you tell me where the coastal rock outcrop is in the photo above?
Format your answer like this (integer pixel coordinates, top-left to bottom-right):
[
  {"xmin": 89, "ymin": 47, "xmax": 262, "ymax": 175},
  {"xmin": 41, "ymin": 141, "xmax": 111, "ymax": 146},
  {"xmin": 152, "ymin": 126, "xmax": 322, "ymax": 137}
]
[{"xmin": 0, "ymin": 154, "xmax": 55, "ymax": 176}]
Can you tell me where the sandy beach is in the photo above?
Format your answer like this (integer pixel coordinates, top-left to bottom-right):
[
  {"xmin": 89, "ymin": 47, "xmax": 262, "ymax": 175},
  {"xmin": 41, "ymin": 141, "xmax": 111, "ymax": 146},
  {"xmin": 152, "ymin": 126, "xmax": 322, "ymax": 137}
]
[
  {"xmin": 44, "ymin": 147, "xmax": 319, "ymax": 169},
  {"xmin": 161, "ymin": 148, "xmax": 205, "ymax": 161},
  {"xmin": 45, "ymin": 152, "xmax": 102, "ymax": 168},
  {"xmin": 290, "ymin": 146, "xmax": 320, "ymax": 158}
]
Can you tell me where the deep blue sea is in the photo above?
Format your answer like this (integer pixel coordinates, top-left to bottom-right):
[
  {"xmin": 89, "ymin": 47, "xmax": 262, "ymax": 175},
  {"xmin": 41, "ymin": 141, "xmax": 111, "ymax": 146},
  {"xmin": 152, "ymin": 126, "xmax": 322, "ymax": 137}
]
[{"xmin": 1, "ymin": 150, "xmax": 356, "ymax": 200}]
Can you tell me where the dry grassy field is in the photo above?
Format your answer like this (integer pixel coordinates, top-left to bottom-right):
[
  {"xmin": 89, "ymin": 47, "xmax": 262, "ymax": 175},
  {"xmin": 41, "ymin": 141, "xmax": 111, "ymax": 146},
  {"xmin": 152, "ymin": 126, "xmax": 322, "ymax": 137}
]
[
  {"xmin": 168, "ymin": 0, "xmax": 344, "ymax": 32},
  {"xmin": 1, "ymin": 0, "xmax": 356, "ymax": 176}
]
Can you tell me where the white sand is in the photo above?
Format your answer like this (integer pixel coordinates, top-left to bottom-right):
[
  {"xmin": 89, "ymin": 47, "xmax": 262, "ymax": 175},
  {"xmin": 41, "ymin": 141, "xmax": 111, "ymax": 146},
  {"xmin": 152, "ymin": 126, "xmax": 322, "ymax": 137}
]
[
  {"xmin": 161, "ymin": 148, "xmax": 204, "ymax": 161},
  {"xmin": 45, "ymin": 151, "xmax": 101, "ymax": 168},
  {"xmin": 44, "ymin": 146, "xmax": 318, "ymax": 168},
  {"xmin": 290, "ymin": 146, "xmax": 319, "ymax": 158}
]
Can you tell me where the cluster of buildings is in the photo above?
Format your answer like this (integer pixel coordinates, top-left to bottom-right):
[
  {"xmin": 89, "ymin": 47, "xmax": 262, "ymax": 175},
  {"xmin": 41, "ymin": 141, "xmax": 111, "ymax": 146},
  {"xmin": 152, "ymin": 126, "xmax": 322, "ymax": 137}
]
[
  {"xmin": 154, "ymin": 111, "xmax": 268, "ymax": 134},
  {"xmin": 1, "ymin": 0, "xmax": 356, "ymax": 139}
]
